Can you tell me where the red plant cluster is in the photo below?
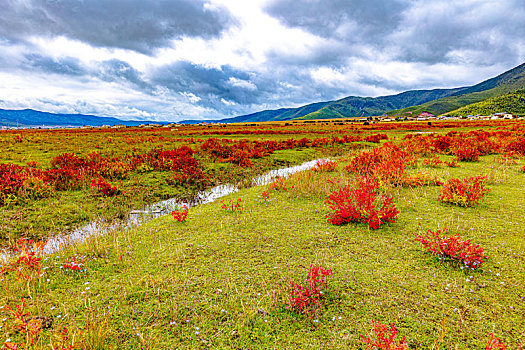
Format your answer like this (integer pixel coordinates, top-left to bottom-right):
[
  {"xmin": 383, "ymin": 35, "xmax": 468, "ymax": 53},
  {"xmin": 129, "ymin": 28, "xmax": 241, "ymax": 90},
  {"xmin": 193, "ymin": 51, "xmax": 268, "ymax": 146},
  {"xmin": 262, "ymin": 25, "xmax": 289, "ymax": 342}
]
[
  {"xmin": 453, "ymin": 147, "xmax": 480, "ymax": 162},
  {"xmin": 444, "ymin": 160, "xmax": 459, "ymax": 167},
  {"xmin": 0, "ymin": 163, "xmax": 51, "ymax": 205},
  {"xmin": 90, "ymin": 177, "xmax": 121, "ymax": 196},
  {"xmin": 421, "ymin": 157, "xmax": 443, "ymax": 167},
  {"xmin": 326, "ymin": 177, "xmax": 399, "ymax": 229},
  {"xmin": 2, "ymin": 299, "xmax": 42, "ymax": 345},
  {"xmin": 200, "ymin": 135, "xmax": 362, "ymax": 167},
  {"xmin": 261, "ymin": 190, "xmax": 270, "ymax": 201},
  {"xmin": 63, "ymin": 257, "xmax": 83, "ymax": 272},
  {"xmin": 313, "ymin": 159, "xmax": 337, "ymax": 172},
  {"xmin": 288, "ymin": 264, "xmax": 333, "ymax": 317},
  {"xmin": 486, "ymin": 334, "xmax": 507, "ymax": 350},
  {"xmin": 220, "ymin": 198, "xmax": 243, "ymax": 212},
  {"xmin": 1, "ymin": 238, "xmax": 45, "ymax": 281},
  {"xmin": 439, "ymin": 176, "xmax": 487, "ymax": 207},
  {"xmin": 344, "ymin": 143, "xmax": 417, "ymax": 185},
  {"xmin": 365, "ymin": 133, "xmax": 388, "ymax": 143},
  {"xmin": 171, "ymin": 205, "xmax": 189, "ymax": 223},
  {"xmin": 1, "ymin": 145, "xmax": 210, "ymax": 204},
  {"xmin": 360, "ymin": 321, "xmax": 409, "ymax": 350},
  {"xmin": 415, "ymin": 228, "xmax": 487, "ymax": 269},
  {"xmin": 131, "ymin": 146, "xmax": 197, "ymax": 172},
  {"xmin": 400, "ymin": 129, "xmax": 525, "ymax": 159},
  {"xmin": 171, "ymin": 165, "xmax": 210, "ymax": 187}
]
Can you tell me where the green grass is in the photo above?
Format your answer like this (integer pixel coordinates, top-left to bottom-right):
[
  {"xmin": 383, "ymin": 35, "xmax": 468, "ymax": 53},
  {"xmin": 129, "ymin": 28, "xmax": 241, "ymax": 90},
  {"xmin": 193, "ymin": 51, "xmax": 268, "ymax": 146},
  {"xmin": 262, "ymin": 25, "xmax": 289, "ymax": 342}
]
[
  {"xmin": 449, "ymin": 89, "xmax": 525, "ymax": 116},
  {"xmin": 2, "ymin": 152, "xmax": 524, "ymax": 349}
]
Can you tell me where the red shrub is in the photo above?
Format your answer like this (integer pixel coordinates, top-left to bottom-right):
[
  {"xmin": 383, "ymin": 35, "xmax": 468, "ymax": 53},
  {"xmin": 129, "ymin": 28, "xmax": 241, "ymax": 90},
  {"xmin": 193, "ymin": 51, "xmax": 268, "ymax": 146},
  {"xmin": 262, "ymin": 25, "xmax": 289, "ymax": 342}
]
[
  {"xmin": 453, "ymin": 147, "xmax": 480, "ymax": 162},
  {"xmin": 360, "ymin": 321, "xmax": 409, "ymax": 350},
  {"xmin": 288, "ymin": 264, "xmax": 333, "ymax": 317},
  {"xmin": 505, "ymin": 138, "xmax": 525, "ymax": 156},
  {"xmin": 51, "ymin": 153, "xmax": 86, "ymax": 170},
  {"xmin": 2, "ymin": 299, "xmax": 42, "ymax": 345},
  {"xmin": 415, "ymin": 228, "xmax": 487, "ymax": 269},
  {"xmin": 44, "ymin": 168, "xmax": 84, "ymax": 191},
  {"xmin": 421, "ymin": 157, "xmax": 443, "ymax": 167},
  {"xmin": 171, "ymin": 165, "xmax": 210, "ymax": 187},
  {"xmin": 439, "ymin": 176, "xmax": 487, "ymax": 207},
  {"xmin": 220, "ymin": 198, "xmax": 242, "ymax": 212},
  {"xmin": 345, "ymin": 143, "xmax": 416, "ymax": 185},
  {"xmin": 444, "ymin": 160, "xmax": 459, "ymax": 167},
  {"xmin": 433, "ymin": 136, "xmax": 452, "ymax": 153},
  {"xmin": 0, "ymin": 163, "xmax": 51, "ymax": 204},
  {"xmin": 313, "ymin": 159, "xmax": 337, "ymax": 172},
  {"xmin": 226, "ymin": 149, "xmax": 252, "ymax": 167},
  {"xmin": 365, "ymin": 133, "xmax": 388, "ymax": 143},
  {"xmin": 63, "ymin": 257, "xmax": 84, "ymax": 272},
  {"xmin": 1, "ymin": 238, "xmax": 46, "ymax": 281},
  {"xmin": 325, "ymin": 177, "xmax": 399, "ymax": 229},
  {"xmin": 171, "ymin": 205, "xmax": 189, "ymax": 223},
  {"xmin": 90, "ymin": 177, "xmax": 121, "ymax": 196},
  {"xmin": 486, "ymin": 333, "xmax": 507, "ymax": 350}
]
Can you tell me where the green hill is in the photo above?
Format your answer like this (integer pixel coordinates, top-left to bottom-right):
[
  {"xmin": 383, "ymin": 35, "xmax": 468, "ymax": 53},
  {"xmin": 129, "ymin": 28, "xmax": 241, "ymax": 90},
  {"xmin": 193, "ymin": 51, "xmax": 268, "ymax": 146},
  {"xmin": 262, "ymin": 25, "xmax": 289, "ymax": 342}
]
[
  {"xmin": 448, "ymin": 89, "xmax": 525, "ymax": 116},
  {"xmin": 297, "ymin": 88, "xmax": 466, "ymax": 120},
  {"xmin": 387, "ymin": 62, "xmax": 525, "ymax": 116}
]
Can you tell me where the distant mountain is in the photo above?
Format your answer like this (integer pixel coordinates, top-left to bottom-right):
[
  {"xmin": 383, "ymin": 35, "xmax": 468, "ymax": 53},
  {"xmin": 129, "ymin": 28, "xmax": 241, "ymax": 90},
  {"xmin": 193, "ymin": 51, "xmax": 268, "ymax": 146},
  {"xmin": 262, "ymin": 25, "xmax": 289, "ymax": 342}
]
[
  {"xmin": 297, "ymin": 88, "xmax": 466, "ymax": 120},
  {"xmin": 187, "ymin": 61, "xmax": 525, "ymax": 123},
  {"xmin": 0, "ymin": 109, "xmax": 165, "ymax": 127},
  {"xmin": 179, "ymin": 101, "xmax": 331, "ymax": 124},
  {"xmin": 387, "ymin": 62, "xmax": 525, "ymax": 116},
  {"xmin": 182, "ymin": 88, "xmax": 465, "ymax": 124},
  {"xmin": 448, "ymin": 89, "xmax": 525, "ymax": 116}
]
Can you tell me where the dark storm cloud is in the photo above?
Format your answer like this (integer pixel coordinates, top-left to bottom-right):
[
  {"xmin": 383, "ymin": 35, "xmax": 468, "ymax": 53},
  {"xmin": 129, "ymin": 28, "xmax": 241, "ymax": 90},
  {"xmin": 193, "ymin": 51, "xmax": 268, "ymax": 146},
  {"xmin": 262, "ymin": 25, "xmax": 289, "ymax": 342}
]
[
  {"xmin": 390, "ymin": 0, "xmax": 525, "ymax": 65},
  {"xmin": 151, "ymin": 62, "xmax": 262, "ymax": 105},
  {"xmin": 21, "ymin": 54, "xmax": 151, "ymax": 90},
  {"xmin": 0, "ymin": 0, "xmax": 236, "ymax": 53},
  {"xmin": 97, "ymin": 59, "xmax": 150, "ymax": 89},
  {"xmin": 265, "ymin": 0, "xmax": 525, "ymax": 67},
  {"xmin": 23, "ymin": 54, "xmax": 86, "ymax": 76},
  {"xmin": 266, "ymin": 0, "xmax": 408, "ymax": 43}
]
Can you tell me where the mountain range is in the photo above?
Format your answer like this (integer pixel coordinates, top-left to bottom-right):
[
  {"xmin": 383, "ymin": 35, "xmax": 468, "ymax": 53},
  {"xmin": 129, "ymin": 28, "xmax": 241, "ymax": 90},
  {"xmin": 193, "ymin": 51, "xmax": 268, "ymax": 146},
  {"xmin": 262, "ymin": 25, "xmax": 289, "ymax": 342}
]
[
  {"xmin": 0, "ymin": 109, "xmax": 165, "ymax": 127},
  {"xmin": 1, "ymin": 62, "xmax": 524, "ymax": 127}
]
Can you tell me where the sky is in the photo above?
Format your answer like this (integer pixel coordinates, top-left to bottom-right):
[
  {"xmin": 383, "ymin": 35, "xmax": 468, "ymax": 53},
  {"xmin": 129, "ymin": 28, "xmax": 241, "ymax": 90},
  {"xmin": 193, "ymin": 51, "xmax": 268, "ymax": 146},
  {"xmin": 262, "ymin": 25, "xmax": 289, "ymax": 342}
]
[{"xmin": 1, "ymin": 0, "xmax": 524, "ymax": 122}]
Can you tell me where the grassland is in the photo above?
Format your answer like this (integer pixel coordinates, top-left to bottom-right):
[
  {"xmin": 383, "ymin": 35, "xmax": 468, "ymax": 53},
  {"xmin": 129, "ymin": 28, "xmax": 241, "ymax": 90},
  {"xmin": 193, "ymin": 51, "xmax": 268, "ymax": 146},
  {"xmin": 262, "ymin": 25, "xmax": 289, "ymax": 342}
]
[
  {"xmin": 449, "ymin": 90, "xmax": 525, "ymax": 116},
  {"xmin": 1, "ymin": 120, "xmax": 524, "ymax": 349}
]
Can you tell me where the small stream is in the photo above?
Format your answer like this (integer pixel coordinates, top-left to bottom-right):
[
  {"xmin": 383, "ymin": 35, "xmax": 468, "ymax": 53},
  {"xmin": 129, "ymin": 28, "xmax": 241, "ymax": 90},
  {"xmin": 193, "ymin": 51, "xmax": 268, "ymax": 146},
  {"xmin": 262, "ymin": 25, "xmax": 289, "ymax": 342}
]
[{"xmin": 1, "ymin": 158, "xmax": 324, "ymax": 259}]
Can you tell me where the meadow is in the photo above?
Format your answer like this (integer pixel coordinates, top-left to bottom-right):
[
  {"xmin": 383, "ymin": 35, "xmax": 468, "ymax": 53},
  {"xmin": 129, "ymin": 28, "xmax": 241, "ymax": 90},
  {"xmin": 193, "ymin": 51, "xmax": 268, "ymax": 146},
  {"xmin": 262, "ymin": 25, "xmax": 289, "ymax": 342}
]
[{"xmin": 0, "ymin": 119, "xmax": 524, "ymax": 349}]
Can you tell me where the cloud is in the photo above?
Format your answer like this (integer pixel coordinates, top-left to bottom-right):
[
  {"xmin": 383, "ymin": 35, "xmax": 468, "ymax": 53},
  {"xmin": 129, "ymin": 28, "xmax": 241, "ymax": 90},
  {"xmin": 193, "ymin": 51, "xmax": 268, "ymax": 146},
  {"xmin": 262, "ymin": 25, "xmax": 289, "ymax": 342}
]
[
  {"xmin": 150, "ymin": 62, "xmax": 265, "ymax": 111},
  {"xmin": 389, "ymin": 0, "xmax": 525, "ymax": 66},
  {"xmin": 265, "ymin": 0, "xmax": 525, "ymax": 67},
  {"xmin": 0, "ymin": 0, "xmax": 237, "ymax": 53},
  {"xmin": 23, "ymin": 54, "xmax": 86, "ymax": 76},
  {"xmin": 265, "ymin": 0, "xmax": 407, "ymax": 44}
]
